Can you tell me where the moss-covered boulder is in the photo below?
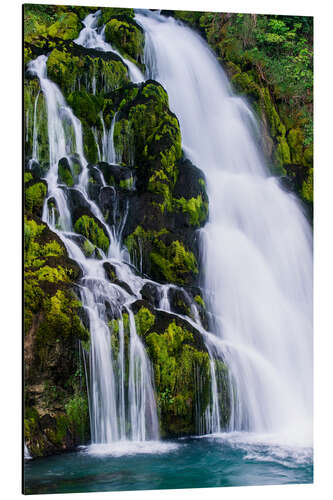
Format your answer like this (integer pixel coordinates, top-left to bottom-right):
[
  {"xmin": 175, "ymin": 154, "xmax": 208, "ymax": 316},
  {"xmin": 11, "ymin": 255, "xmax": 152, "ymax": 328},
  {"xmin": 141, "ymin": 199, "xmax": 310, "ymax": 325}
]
[
  {"xmin": 47, "ymin": 12, "xmax": 81, "ymax": 40},
  {"xmin": 104, "ymin": 17, "xmax": 144, "ymax": 62},
  {"xmin": 129, "ymin": 303, "xmax": 229, "ymax": 436},
  {"xmin": 25, "ymin": 179, "xmax": 47, "ymax": 217},
  {"xmin": 24, "ymin": 215, "xmax": 90, "ymax": 456},
  {"xmin": 45, "ymin": 42, "xmax": 129, "ymax": 98},
  {"xmin": 74, "ymin": 214, "xmax": 110, "ymax": 255}
]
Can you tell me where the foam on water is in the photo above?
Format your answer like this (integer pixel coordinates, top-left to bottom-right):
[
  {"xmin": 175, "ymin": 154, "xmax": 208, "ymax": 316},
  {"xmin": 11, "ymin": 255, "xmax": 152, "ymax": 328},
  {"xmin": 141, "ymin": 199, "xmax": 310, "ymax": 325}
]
[{"xmin": 83, "ymin": 441, "xmax": 180, "ymax": 457}]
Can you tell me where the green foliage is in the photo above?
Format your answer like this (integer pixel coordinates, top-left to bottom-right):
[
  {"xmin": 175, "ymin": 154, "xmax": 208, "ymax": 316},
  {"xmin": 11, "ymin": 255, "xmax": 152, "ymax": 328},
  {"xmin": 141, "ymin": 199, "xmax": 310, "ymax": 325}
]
[
  {"xmin": 47, "ymin": 12, "xmax": 81, "ymax": 40},
  {"xmin": 37, "ymin": 290, "xmax": 89, "ymax": 345},
  {"xmin": 58, "ymin": 161, "xmax": 74, "ymax": 187},
  {"xmin": 146, "ymin": 321, "xmax": 211, "ymax": 436},
  {"xmin": 174, "ymin": 194, "xmax": 209, "ymax": 226},
  {"xmin": 25, "ymin": 182, "xmax": 47, "ymax": 216},
  {"xmin": 301, "ymin": 168, "xmax": 313, "ymax": 203},
  {"xmin": 104, "ymin": 18, "xmax": 144, "ymax": 61},
  {"xmin": 150, "ymin": 240, "xmax": 198, "ymax": 285},
  {"xmin": 67, "ymin": 91, "xmax": 103, "ymax": 127},
  {"xmin": 47, "ymin": 48, "xmax": 128, "ymax": 99},
  {"xmin": 65, "ymin": 394, "xmax": 89, "ymax": 440},
  {"xmin": 114, "ymin": 82, "xmax": 181, "ymax": 197},
  {"xmin": 194, "ymin": 295, "xmax": 206, "ymax": 308},
  {"xmin": 24, "ymin": 4, "xmax": 58, "ymax": 41},
  {"xmin": 125, "ymin": 226, "xmax": 198, "ymax": 285},
  {"xmin": 134, "ymin": 307, "xmax": 155, "ymax": 336},
  {"xmin": 74, "ymin": 215, "xmax": 110, "ymax": 254},
  {"xmin": 98, "ymin": 7, "xmax": 135, "ymax": 26}
]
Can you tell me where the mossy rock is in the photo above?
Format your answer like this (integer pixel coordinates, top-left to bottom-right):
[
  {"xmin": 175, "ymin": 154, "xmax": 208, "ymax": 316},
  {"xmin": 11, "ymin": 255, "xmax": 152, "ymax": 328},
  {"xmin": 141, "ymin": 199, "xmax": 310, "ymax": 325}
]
[
  {"xmin": 145, "ymin": 319, "xmax": 211, "ymax": 436},
  {"xmin": 47, "ymin": 12, "xmax": 82, "ymax": 40},
  {"xmin": 46, "ymin": 43, "xmax": 129, "ymax": 98},
  {"xmin": 24, "ymin": 78, "xmax": 49, "ymax": 167},
  {"xmin": 112, "ymin": 80, "xmax": 182, "ymax": 211},
  {"xmin": 125, "ymin": 226, "xmax": 198, "ymax": 286},
  {"xmin": 104, "ymin": 17, "xmax": 144, "ymax": 62},
  {"xmin": 25, "ymin": 179, "xmax": 47, "ymax": 216},
  {"xmin": 74, "ymin": 215, "xmax": 110, "ymax": 255},
  {"xmin": 97, "ymin": 7, "xmax": 135, "ymax": 26}
]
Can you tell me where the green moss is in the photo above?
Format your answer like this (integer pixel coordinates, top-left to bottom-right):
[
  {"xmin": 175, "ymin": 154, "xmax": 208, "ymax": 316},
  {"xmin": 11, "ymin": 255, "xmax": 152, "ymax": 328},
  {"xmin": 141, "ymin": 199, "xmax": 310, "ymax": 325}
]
[
  {"xmin": 275, "ymin": 136, "xmax": 291, "ymax": 168},
  {"xmin": 25, "ymin": 182, "xmax": 47, "ymax": 216},
  {"xmin": 24, "ymin": 80, "xmax": 49, "ymax": 166},
  {"xmin": 114, "ymin": 82, "xmax": 181, "ymax": 194},
  {"xmin": 58, "ymin": 160, "xmax": 74, "ymax": 187},
  {"xmin": 134, "ymin": 307, "xmax": 155, "ymax": 336},
  {"xmin": 146, "ymin": 321, "xmax": 211, "ymax": 436},
  {"xmin": 104, "ymin": 18, "xmax": 143, "ymax": 61},
  {"xmin": 24, "ymin": 4, "xmax": 57, "ymax": 42},
  {"xmin": 98, "ymin": 7, "xmax": 135, "ymax": 26},
  {"xmin": 150, "ymin": 240, "xmax": 198, "ymax": 285},
  {"xmin": 47, "ymin": 48, "xmax": 81, "ymax": 94},
  {"xmin": 232, "ymin": 71, "xmax": 261, "ymax": 99},
  {"xmin": 37, "ymin": 290, "xmax": 89, "ymax": 346},
  {"xmin": 47, "ymin": 48, "xmax": 128, "ymax": 98},
  {"xmin": 25, "ymin": 172, "xmax": 33, "ymax": 183},
  {"xmin": 148, "ymin": 170, "xmax": 173, "ymax": 212},
  {"xmin": 287, "ymin": 127, "xmax": 304, "ymax": 164},
  {"xmin": 74, "ymin": 215, "xmax": 110, "ymax": 254},
  {"xmin": 301, "ymin": 167, "xmax": 313, "ymax": 203},
  {"xmin": 174, "ymin": 195, "xmax": 209, "ymax": 226},
  {"xmin": 119, "ymin": 176, "xmax": 134, "ymax": 190},
  {"xmin": 65, "ymin": 394, "xmax": 89, "ymax": 441},
  {"xmin": 82, "ymin": 239, "xmax": 96, "ymax": 257},
  {"xmin": 47, "ymin": 12, "xmax": 81, "ymax": 40},
  {"xmin": 67, "ymin": 91, "xmax": 103, "ymax": 127},
  {"xmin": 125, "ymin": 226, "xmax": 198, "ymax": 285},
  {"xmin": 194, "ymin": 295, "xmax": 206, "ymax": 309},
  {"xmin": 26, "ymin": 265, "xmax": 70, "ymax": 283}
]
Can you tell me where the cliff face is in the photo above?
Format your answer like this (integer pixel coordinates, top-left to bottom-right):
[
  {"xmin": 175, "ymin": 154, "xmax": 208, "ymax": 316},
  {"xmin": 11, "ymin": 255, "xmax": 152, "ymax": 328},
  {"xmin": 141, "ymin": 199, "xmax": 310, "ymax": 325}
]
[
  {"xmin": 164, "ymin": 10, "xmax": 313, "ymax": 215},
  {"xmin": 24, "ymin": 5, "xmax": 229, "ymax": 456}
]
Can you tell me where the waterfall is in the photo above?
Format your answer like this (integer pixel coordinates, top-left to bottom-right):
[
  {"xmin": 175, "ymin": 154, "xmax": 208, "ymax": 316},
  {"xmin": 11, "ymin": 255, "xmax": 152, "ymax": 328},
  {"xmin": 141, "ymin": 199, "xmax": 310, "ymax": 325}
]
[
  {"xmin": 74, "ymin": 10, "xmax": 144, "ymax": 84},
  {"xmin": 136, "ymin": 11, "xmax": 313, "ymax": 443},
  {"xmin": 28, "ymin": 54, "xmax": 159, "ymax": 445}
]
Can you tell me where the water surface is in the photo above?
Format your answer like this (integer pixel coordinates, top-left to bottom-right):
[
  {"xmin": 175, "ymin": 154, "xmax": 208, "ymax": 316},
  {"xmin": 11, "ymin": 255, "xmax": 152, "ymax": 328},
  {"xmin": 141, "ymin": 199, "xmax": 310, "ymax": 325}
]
[{"xmin": 24, "ymin": 434, "xmax": 313, "ymax": 494}]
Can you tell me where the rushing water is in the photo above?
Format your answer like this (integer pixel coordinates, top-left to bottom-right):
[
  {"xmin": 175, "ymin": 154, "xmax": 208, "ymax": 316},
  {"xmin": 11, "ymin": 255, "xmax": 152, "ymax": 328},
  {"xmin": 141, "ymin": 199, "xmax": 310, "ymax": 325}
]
[
  {"xmin": 27, "ymin": 51, "xmax": 160, "ymax": 444},
  {"xmin": 136, "ymin": 10, "xmax": 313, "ymax": 444}
]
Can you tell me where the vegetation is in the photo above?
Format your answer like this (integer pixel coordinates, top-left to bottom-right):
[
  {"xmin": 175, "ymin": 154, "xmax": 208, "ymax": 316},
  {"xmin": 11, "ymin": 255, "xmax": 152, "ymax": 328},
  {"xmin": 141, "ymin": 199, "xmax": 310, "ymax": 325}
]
[{"xmin": 172, "ymin": 10, "xmax": 313, "ymax": 206}]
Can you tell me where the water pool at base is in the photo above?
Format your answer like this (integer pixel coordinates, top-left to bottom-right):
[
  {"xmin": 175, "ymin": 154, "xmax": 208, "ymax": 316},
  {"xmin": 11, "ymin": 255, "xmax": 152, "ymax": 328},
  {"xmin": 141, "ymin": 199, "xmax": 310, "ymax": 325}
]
[{"xmin": 24, "ymin": 434, "xmax": 313, "ymax": 494}]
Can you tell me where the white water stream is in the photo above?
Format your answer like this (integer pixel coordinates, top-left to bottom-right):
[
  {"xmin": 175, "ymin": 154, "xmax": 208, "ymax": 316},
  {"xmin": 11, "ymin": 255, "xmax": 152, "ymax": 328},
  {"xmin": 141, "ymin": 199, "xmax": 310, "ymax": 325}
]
[
  {"xmin": 136, "ymin": 11, "xmax": 313, "ymax": 447},
  {"xmin": 28, "ymin": 53, "xmax": 159, "ymax": 446}
]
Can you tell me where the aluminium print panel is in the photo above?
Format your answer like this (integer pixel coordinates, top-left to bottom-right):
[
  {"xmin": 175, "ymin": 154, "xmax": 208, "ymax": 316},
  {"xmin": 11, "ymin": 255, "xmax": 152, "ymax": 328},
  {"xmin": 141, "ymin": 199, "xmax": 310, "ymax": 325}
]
[{"xmin": 23, "ymin": 3, "xmax": 313, "ymax": 494}]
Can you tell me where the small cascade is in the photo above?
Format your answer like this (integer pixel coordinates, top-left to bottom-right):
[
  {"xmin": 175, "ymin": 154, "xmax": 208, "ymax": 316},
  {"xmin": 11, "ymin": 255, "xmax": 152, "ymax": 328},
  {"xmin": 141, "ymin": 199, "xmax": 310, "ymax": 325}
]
[
  {"xmin": 24, "ymin": 443, "xmax": 32, "ymax": 460},
  {"xmin": 100, "ymin": 112, "xmax": 117, "ymax": 164},
  {"xmin": 31, "ymin": 90, "xmax": 40, "ymax": 162},
  {"xmin": 28, "ymin": 53, "xmax": 159, "ymax": 445},
  {"xmin": 75, "ymin": 10, "xmax": 144, "ymax": 84},
  {"xmin": 127, "ymin": 309, "xmax": 159, "ymax": 440}
]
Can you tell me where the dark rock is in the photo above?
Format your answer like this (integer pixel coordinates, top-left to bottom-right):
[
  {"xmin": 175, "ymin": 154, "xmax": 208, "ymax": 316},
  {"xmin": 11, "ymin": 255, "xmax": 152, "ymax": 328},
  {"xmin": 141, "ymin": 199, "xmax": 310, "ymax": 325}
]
[
  {"xmin": 103, "ymin": 262, "xmax": 117, "ymax": 282},
  {"xmin": 114, "ymin": 279, "xmax": 134, "ymax": 296},
  {"xmin": 168, "ymin": 286, "xmax": 192, "ymax": 316},
  {"xmin": 140, "ymin": 282, "xmax": 162, "ymax": 308},
  {"xmin": 173, "ymin": 157, "xmax": 208, "ymax": 201}
]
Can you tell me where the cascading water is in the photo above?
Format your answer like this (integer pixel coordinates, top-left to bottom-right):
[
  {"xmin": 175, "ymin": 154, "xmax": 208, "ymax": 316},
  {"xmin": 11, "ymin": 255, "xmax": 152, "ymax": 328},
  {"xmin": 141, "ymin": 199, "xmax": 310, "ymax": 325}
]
[
  {"xmin": 136, "ymin": 11, "xmax": 313, "ymax": 445},
  {"xmin": 28, "ymin": 51, "xmax": 159, "ymax": 446}
]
